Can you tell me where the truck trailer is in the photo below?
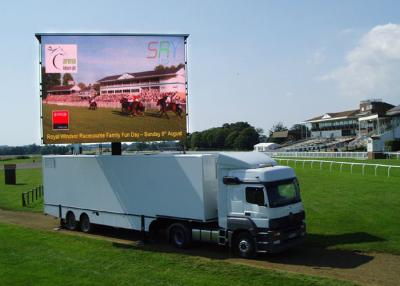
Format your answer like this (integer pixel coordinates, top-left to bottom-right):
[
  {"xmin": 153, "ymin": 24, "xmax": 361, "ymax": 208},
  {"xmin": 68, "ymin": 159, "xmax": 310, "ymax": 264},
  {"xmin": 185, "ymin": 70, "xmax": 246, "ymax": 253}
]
[{"xmin": 43, "ymin": 152, "xmax": 306, "ymax": 257}]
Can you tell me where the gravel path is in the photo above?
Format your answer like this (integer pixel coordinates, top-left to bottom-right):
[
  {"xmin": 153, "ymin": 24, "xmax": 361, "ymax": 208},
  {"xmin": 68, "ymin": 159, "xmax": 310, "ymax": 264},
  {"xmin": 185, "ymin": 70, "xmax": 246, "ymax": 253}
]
[{"xmin": 0, "ymin": 208, "xmax": 399, "ymax": 286}]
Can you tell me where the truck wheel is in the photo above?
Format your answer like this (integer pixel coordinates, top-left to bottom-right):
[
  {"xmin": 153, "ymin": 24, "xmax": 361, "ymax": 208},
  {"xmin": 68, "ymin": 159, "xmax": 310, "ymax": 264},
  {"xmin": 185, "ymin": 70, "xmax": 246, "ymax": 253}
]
[
  {"xmin": 235, "ymin": 232, "xmax": 256, "ymax": 258},
  {"xmin": 65, "ymin": 211, "xmax": 77, "ymax": 231},
  {"xmin": 79, "ymin": 213, "xmax": 92, "ymax": 233},
  {"xmin": 168, "ymin": 223, "xmax": 191, "ymax": 249}
]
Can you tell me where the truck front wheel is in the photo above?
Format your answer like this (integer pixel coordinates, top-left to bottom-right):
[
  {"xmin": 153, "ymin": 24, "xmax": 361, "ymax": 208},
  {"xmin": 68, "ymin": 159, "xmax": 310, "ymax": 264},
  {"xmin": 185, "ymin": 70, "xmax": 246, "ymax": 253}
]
[
  {"xmin": 168, "ymin": 223, "xmax": 191, "ymax": 249},
  {"xmin": 79, "ymin": 213, "xmax": 92, "ymax": 233},
  {"xmin": 65, "ymin": 211, "xmax": 77, "ymax": 231},
  {"xmin": 235, "ymin": 232, "xmax": 256, "ymax": 258}
]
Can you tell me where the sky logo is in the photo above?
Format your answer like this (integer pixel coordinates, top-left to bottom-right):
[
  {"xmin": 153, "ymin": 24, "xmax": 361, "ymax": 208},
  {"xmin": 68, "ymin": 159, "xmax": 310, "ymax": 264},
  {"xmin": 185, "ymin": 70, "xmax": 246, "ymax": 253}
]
[{"xmin": 147, "ymin": 40, "xmax": 180, "ymax": 64}]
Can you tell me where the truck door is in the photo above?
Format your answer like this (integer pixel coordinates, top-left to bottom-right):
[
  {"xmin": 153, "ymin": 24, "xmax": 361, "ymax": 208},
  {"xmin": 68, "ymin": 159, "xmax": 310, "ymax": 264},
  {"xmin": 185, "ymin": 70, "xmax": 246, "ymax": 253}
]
[
  {"xmin": 243, "ymin": 185, "xmax": 268, "ymax": 227},
  {"xmin": 228, "ymin": 185, "xmax": 245, "ymax": 216}
]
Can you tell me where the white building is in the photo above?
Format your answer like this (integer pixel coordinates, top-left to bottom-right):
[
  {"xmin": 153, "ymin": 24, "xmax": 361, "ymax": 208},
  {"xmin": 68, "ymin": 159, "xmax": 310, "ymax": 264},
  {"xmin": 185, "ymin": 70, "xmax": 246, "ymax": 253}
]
[
  {"xmin": 254, "ymin": 142, "xmax": 280, "ymax": 152},
  {"xmin": 97, "ymin": 67, "xmax": 186, "ymax": 100}
]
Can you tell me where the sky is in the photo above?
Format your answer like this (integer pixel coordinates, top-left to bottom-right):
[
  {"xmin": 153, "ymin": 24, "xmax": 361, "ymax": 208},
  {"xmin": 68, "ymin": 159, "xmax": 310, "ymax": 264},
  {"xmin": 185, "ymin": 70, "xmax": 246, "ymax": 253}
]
[
  {"xmin": 0, "ymin": 0, "xmax": 400, "ymax": 146},
  {"xmin": 41, "ymin": 35, "xmax": 185, "ymax": 83}
]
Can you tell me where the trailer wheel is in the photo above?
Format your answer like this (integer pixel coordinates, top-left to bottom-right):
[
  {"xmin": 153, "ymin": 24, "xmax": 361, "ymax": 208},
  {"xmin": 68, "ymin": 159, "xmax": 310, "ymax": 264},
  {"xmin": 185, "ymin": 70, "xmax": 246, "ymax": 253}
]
[
  {"xmin": 235, "ymin": 232, "xmax": 256, "ymax": 258},
  {"xmin": 65, "ymin": 211, "xmax": 77, "ymax": 231},
  {"xmin": 79, "ymin": 213, "xmax": 92, "ymax": 233},
  {"xmin": 168, "ymin": 223, "xmax": 191, "ymax": 249}
]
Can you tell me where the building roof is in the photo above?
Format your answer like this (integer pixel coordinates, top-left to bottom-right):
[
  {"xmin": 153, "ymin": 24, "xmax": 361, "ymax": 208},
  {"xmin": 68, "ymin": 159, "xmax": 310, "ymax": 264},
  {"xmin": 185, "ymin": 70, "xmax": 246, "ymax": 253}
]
[
  {"xmin": 306, "ymin": 109, "xmax": 359, "ymax": 123},
  {"xmin": 98, "ymin": 67, "xmax": 183, "ymax": 82},
  {"xmin": 387, "ymin": 105, "xmax": 400, "ymax": 116},
  {"xmin": 47, "ymin": 85, "xmax": 78, "ymax": 92},
  {"xmin": 271, "ymin": 130, "xmax": 289, "ymax": 138},
  {"xmin": 254, "ymin": 142, "xmax": 279, "ymax": 147}
]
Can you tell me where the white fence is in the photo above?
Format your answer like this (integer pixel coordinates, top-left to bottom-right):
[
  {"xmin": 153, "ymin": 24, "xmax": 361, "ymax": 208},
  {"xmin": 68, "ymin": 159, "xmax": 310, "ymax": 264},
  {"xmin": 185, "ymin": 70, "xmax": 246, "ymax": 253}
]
[
  {"xmin": 264, "ymin": 151, "xmax": 400, "ymax": 160},
  {"xmin": 265, "ymin": 151, "xmax": 368, "ymax": 159},
  {"xmin": 275, "ymin": 158, "xmax": 400, "ymax": 177}
]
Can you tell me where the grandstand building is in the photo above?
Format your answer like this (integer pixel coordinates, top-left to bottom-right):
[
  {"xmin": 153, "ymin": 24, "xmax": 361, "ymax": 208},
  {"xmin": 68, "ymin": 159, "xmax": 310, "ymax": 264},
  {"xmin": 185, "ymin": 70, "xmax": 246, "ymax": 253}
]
[
  {"xmin": 97, "ymin": 67, "xmax": 186, "ymax": 100},
  {"xmin": 306, "ymin": 99, "xmax": 394, "ymax": 138},
  {"xmin": 47, "ymin": 85, "xmax": 81, "ymax": 96}
]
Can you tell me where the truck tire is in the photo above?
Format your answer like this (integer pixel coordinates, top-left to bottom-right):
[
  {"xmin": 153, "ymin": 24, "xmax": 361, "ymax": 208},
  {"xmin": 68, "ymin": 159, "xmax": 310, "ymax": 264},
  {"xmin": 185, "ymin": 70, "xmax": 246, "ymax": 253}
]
[
  {"xmin": 168, "ymin": 223, "xmax": 191, "ymax": 249},
  {"xmin": 235, "ymin": 232, "xmax": 256, "ymax": 258},
  {"xmin": 79, "ymin": 213, "xmax": 92, "ymax": 233},
  {"xmin": 65, "ymin": 211, "xmax": 77, "ymax": 231}
]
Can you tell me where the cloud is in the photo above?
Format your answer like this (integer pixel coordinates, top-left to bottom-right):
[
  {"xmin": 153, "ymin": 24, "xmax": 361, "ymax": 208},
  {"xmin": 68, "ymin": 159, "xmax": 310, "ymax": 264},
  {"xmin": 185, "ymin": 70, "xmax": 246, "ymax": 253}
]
[
  {"xmin": 309, "ymin": 48, "xmax": 326, "ymax": 65},
  {"xmin": 337, "ymin": 28, "xmax": 355, "ymax": 37},
  {"xmin": 322, "ymin": 23, "xmax": 400, "ymax": 101}
]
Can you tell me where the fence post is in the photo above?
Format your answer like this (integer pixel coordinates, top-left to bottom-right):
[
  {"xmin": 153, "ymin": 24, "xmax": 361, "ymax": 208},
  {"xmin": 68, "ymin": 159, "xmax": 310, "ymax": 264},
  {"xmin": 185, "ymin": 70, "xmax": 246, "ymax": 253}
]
[
  {"xmin": 375, "ymin": 165, "xmax": 378, "ymax": 176},
  {"xmin": 350, "ymin": 164, "xmax": 353, "ymax": 174},
  {"xmin": 388, "ymin": 166, "xmax": 391, "ymax": 178},
  {"xmin": 340, "ymin": 163, "xmax": 343, "ymax": 172},
  {"xmin": 320, "ymin": 161, "xmax": 323, "ymax": 170},
  {"xmin": 22, "ymin": 193, "xmax": 26, "ymax": 207},
  {"xmin": 330, "ymin": 161, "xmax": 333, "ymax": 172}
]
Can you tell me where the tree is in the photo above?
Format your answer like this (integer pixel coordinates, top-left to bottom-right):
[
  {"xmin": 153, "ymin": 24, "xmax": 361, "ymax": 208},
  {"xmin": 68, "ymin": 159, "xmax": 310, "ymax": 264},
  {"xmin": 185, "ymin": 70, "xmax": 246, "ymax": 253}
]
[
  {"xmin": 289, "ymin": 124, "xmax": 310, "ymax": 141},
  {"xmin": 41, "ymin": 67, "xmax": 61, "ymax": 99},
  {"xmin": 233, "ymin": 128, "xmax": 260, "ymax": 150},
  {"xmin": 62, "ymin": 73, "xmax": 74, "ymax": 85},
  {"xmin": 225, "ymin": 131, "xmax": 239, "ymax": 149},
  {"xmin": 256, "ymin": 128, "xmax": 267, "ymax": 143},
  {"xmin": 78, "ymin": 82, "xmax": 86, "ymax": 90},
  {"xmin": 92, "ymin": 83, "xmax": 100, "ymax": 95},
  {"xmin": 154, "ymin": 63, "xmax": 185, "ymax": 72},
  {"xmin": 190, "ymin": 132, "xmax": 203, "ymax": 150}
]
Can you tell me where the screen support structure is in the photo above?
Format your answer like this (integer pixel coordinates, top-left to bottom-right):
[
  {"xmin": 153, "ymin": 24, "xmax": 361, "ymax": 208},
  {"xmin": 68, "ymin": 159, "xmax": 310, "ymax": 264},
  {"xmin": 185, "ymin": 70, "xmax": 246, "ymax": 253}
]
[{"xmin": 111, "ymin": 142, "xmax": 122, "ymax": 155}]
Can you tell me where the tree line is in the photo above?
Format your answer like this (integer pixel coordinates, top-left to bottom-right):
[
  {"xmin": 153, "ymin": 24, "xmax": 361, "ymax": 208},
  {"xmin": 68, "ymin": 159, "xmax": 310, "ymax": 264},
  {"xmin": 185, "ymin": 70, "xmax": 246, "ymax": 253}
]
[
  {"xmin": 0, "ymin": 144, "xmax": 70, "ymax": 156},
  {"xmin": 187, "ymin": 122, "xmax": 262, "ymax": 150}
]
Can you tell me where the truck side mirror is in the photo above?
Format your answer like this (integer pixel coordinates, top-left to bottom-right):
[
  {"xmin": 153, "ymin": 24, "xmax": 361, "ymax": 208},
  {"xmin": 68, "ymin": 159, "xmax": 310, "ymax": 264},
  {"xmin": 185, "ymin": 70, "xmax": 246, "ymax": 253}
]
[{"xmin": 223, "ymin": 176, "xmax": 241, "ymax": 185}]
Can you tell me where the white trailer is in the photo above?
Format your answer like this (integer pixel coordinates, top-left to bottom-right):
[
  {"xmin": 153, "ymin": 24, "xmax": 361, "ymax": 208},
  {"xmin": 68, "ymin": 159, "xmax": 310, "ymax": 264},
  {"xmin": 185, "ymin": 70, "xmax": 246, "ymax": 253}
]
[{"xmin": 43, "ymin": 152, "xmax": 306, "ymax": 257}]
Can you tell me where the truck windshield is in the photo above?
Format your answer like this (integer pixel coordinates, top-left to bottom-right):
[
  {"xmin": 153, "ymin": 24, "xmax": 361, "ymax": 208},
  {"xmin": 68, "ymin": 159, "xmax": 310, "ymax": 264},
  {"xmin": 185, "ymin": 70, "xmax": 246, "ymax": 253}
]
[{"xmin": 264, "ymin": 178, "xmax": 301, "ymax": 208}]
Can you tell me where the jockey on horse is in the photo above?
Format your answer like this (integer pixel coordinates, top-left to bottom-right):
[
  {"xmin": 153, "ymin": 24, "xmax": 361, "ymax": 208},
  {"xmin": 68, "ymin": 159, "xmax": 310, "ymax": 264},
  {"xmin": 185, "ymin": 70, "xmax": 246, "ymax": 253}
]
[{"xmin": 88, "ymin": 96, "xmax": 97, "ymax": 110}]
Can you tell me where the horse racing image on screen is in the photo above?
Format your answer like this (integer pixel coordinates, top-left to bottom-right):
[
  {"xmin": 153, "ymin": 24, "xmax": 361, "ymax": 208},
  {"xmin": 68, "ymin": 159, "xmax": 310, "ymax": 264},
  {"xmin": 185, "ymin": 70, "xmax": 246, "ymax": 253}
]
[{"xmin": 38, "ymin": 34, "xmax": 188, "ymax": 144}]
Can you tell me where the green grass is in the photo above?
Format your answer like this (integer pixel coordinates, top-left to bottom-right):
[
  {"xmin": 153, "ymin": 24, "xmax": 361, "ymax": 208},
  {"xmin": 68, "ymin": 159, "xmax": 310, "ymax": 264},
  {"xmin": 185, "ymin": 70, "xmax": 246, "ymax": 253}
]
[
  {"xmin": 0, "ymin": 223, "xmax": 355, "ymax": 286},
  {"xmin": 0, "ymin": 155, "xmax": 42, "ymax": 166},
  {"xmin": 43, "ymin": 104, "xmax": 186, "ymax": 143},
  {"xmin": 293, "ymin": 166, "xmax": 400, "ymax": 254},
  {"xmin": 1, "ymin": 162, "xmax": 400, "ymax": 254},
  {"xmin": 0, "ymin": 168, "xmax": 43, "ymax": 212}
]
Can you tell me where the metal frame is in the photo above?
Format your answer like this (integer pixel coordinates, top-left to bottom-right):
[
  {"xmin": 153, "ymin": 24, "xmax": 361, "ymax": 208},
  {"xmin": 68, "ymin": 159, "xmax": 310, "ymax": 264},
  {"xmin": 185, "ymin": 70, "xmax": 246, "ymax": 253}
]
[{"xmin": 35, "ymin": 33, "xmax": 190, "ymax": 145}]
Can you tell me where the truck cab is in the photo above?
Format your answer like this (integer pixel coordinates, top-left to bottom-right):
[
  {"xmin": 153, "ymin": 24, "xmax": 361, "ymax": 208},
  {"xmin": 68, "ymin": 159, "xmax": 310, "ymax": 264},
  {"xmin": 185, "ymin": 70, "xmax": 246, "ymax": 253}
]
[{"xmin": 217, "ymin": 152, "xmax": 306, "ymax": 257}]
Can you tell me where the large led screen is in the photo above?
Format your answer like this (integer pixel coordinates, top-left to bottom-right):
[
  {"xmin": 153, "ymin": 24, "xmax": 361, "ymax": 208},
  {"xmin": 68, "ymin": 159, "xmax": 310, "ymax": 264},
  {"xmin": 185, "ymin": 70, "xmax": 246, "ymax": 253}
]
[{"xmin": 38, "ymin": 34, "xmax": 188, "ymax": 143}]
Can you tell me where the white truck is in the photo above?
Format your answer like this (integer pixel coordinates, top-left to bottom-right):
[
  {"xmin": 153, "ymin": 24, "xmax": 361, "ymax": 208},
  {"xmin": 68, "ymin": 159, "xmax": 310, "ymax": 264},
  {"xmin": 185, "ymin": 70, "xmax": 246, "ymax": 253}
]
[{"xmin": 42, "ymin": 152, "xmax": 306, "ymax": 257}]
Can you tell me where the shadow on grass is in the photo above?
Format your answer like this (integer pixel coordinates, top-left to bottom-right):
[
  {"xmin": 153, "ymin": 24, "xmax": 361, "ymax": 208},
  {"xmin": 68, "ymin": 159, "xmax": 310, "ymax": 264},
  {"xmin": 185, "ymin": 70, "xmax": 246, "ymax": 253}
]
[{"xmin": 81, "ymin": 224, "xmax": 382, "ymax": 269}]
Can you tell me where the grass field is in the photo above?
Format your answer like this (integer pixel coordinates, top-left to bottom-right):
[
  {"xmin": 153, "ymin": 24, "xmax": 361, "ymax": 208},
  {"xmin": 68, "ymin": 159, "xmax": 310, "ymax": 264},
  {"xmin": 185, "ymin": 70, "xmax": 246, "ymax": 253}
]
[
  {"xmin": 0, "ymin": 169, "xmax": 43, "ymax": 212},
  {"xmin": 0, "ymin": 160, "xmax": 399, "ymax": 254},
  {"xmin": 293, "ymin": 167, "xmax": 400, "ymax": 254},
  {"xmin": 0, "ymin": 155, "xmax": 41, "ymax": 166},
  {"xmin": 0, "ymin": 223, "xmax": 355, "ymax": 286},
  {"xmin": 43, "ymin": 104, "xmax": 186, "ymax": 143}
]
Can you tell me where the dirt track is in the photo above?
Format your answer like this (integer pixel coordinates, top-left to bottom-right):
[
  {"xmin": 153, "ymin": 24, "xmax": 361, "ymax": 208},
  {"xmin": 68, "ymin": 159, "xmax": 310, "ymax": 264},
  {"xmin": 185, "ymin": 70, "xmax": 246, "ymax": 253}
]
[{"xmin": 1, "ymin": 208, "xmax": 399, "ymax": 286}]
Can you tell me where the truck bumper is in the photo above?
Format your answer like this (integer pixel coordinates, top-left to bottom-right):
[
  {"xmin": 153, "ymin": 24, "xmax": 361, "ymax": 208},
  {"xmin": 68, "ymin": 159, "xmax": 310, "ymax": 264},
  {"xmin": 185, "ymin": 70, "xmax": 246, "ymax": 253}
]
[{"xmin": 255, "ymin": 223, "xmax": 306, "ymax": 254}]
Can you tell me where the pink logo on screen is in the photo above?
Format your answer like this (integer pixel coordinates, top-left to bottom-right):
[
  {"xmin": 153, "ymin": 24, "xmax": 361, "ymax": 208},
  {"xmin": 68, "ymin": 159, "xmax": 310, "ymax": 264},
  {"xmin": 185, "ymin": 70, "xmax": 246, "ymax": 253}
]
[{"xmin": 45, "ymin": 44, "xmax": 77, "ymax": 73}]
